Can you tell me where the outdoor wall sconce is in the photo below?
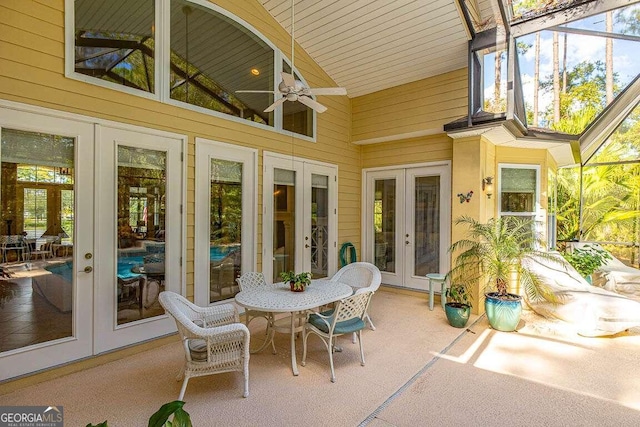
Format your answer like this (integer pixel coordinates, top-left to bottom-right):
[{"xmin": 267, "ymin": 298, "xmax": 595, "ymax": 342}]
[{"xmin": 482, "ymin": 177, "xmax": 494, "ymax": 199}]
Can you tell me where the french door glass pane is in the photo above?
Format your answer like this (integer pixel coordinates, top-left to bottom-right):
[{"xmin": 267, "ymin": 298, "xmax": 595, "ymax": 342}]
[
  {"xmin": 273, "ymin": 168, "xmax": 295, "ymax": 282},
  {"xmin": 0, "ymin": 128, "xmax": 74, "ymax": 353},
  {"xmin": 374, "ymin": 179, "xmax": 396, "ymax": 273},
  {"xmin": 116, "ymin": 146, "xmax": 166, "ymax": 325},
  {"xmin": 414, "ymin": 176, "xmax": 440, "ymax": 276},
  {"xmin": 209, "ymin": 159, "xmax": 242, "ymax": 303},
  {"xmin": 311, "ymin": 174, "xmax": 328, "ymax": 278}
]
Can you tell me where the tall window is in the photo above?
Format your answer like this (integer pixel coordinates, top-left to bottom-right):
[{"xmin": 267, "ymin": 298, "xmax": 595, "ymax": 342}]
[
  {"xmin": 23, "ymin": 189, "xmax": 47, "ymax": 239},
  {"xmin": 169, "ymin": 0, "xmax": 274, "ymax": 125},
  {"xmin": 499, "ymin": 164, "xmax": 540, "ymax": 222},
  {"xmin": 73, "ymin": 0, "xmax": 155, "ymax": 93},
  {"xmin": 68, "ymin": 0, "xmax": 316, "ymax": 139},
  {"xmin": 499, "ymin": 164, "xmax": 541, "ymax": 246}
]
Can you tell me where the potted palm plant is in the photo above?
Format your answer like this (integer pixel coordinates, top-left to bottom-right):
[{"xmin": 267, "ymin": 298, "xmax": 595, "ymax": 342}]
[{"xmin": 448, "ymin": 216, "xmax": 558, "ymax": 332}]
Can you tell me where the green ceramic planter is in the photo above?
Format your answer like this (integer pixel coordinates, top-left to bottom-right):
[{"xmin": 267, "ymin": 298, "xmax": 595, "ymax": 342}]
[
  {"xmin": 444, "ymin": 303, "xmax": 471, "ymax": 328},
  {"xmin": 484, "ymin": 292, "xmax": 522, "ymax": 332}
]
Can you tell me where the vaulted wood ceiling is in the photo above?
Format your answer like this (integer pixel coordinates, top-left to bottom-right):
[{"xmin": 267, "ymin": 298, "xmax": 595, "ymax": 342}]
[{"xmin": 259, "ymin": 0, "xmax": 489, "ymax": 98}]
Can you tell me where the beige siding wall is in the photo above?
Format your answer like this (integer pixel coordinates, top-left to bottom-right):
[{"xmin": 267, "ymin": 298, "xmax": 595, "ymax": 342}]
[
  {"xmin": 352, "ymin": 68, "xmax": 467, "ymax": 144},
  {"xmin": 361, "ymin": 134, "xmax": 453, "ymax": 169},
  {"xmin": 0, "ymin": 0, "xmax": 358, "ymax": 297}
]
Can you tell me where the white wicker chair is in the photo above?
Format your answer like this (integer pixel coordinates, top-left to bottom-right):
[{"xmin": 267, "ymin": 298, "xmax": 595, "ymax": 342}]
[
  {"xmin": 158, "ymin": 291, "xmax": 250, "ymax": 399},
  {"xmin": 301, "ymin": 291, "xmax": 374, "ymax": 382},
  {"xmin": 330, "ymin": 262, "xmax": 381, "ymax": 330},
  {"xmin": 236, "ymin": 272, "xmax": 277, "ymax": 354}
]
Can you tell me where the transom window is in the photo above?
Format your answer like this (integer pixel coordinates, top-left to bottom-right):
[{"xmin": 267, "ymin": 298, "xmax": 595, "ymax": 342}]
[{"xmin": 68, "ymin": 0, "xmax": 315, "ymax": 139}]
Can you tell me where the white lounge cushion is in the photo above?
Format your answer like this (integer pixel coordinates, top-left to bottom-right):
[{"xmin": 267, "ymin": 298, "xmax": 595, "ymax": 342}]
[{"xmin": 524, "ymin": 253, "xmax": 640, "ymax": 336}]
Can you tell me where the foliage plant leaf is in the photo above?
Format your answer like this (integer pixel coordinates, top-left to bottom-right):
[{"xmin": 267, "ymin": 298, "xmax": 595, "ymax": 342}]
[
  {"xmin": 170, "ymin": 408, "xmax": 193, "ymax": 427},
  {"xmin": 148, "ymin": 401, "xmax": 187, "ymax": 427}
]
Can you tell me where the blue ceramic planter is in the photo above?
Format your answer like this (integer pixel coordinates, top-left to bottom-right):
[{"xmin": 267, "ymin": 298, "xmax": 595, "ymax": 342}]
[
  {"xmin": 445, "ymin": 303, "xmax": 471, "ymax": 328},
  {"xmin": 484, "ymin": 292, "xmax": 522, "ymax": 332}
]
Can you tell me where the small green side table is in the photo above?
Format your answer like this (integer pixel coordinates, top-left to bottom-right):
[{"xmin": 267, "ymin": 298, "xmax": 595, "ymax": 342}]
[{"xmin": 425, "ymin": 273, "xmax": 448, "ymax": 311}]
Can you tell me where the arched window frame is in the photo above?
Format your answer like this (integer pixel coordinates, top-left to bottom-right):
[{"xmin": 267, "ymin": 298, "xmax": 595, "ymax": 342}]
[{"xmin": 64, "ymin": 0, "xmax": 317, "ymax": 141}]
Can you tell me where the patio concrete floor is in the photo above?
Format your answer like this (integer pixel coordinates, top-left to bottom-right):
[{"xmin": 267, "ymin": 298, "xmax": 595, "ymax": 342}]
[{"xmin": 1, "ymin": 288, "xmax": 639, "ymax": 426}]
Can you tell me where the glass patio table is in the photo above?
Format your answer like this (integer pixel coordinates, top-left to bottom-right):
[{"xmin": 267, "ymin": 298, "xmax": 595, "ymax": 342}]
[{"xmin": 234, "ymin": 278, "xmax": 352, "ymax": 376}]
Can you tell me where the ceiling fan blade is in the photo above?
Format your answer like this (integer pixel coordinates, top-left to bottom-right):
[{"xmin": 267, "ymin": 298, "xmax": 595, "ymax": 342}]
[
  {"xmin": 236, "ymin": 90, "xmax": 276, "ymax": 93},
  {"xmin": 263, "ymin": 96, "xmax": 287, "ymax": 113},
  {"xmin": 281, "ymin": 72, "xmax": 296, "ymax": 87},
  {"xmin": 307, "ymin": 87, "xmax": 347, "ymax": 96},
  {"xmin": 297, "ymin": 95, "xmax": 327, "ymax": 113}
]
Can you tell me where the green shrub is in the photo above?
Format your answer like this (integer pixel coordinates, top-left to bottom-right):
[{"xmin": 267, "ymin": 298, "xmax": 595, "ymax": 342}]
[{"xmin": 560, "ymin": 244, "xmax": 612, "ymax": 278}]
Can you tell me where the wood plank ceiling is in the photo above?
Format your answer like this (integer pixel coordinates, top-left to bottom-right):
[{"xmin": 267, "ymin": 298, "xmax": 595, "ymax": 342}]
[{"xmin": 259, "ymin": 0, "xmax": 475, "ymax": 98}]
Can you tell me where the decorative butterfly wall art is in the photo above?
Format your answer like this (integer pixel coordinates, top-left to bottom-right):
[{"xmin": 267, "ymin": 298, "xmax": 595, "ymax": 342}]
[{"xmin": 457, "ymin": 191, "xmax": 473, "ymax": 204}]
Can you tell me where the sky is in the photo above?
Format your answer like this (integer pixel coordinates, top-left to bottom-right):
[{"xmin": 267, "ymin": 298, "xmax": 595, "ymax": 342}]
[{"xmin": 483, "ymin": 4, "xmax": 640, "ymax": 126}]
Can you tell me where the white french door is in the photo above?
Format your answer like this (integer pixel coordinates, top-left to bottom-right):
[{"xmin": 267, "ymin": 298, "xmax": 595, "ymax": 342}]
[
  {"xmin": 0, "ymin": 107, "xmax": 94, "ymax": 379},
  {"xmin": 94, "ymin": 125, "xmax": 183, "ymax": 353},
  {"xmin": 193, "ymin": 138, "xmax": 257, "ymax": 306},
  {"xmin": 263, "ymin": 152, "xmax": 337, "ymax": 284},
  {"xmin": 0, "ymin": 103, "xmax": 186, "ymax": 380},
  {"xmin": 363, "ymin": 163, "xmax": 451, "ymax": 290}
]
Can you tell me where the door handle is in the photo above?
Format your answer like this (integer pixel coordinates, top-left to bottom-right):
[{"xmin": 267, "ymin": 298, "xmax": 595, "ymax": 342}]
[
  {"xmin": 305, "ymin": 244, "xmax": 310, "ymax": 248},
  {"xmin": 405, "ymin": 241, "xmax": 410, "ymax": 245},
  {"xmin": 80, "ymin": 266, "xmax": 93, "ymax": 273}
]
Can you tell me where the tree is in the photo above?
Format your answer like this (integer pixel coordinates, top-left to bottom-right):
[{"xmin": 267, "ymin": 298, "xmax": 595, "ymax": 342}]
[
  {"xmin": 552, "ymin": 31, "xmax": 560, "ymax": 123},
  {"xmin": 606, "ymin": 11, "xmax": 614, "ymax": 104},
  {"xmin": 533, "ymin": 32, "xmax": 540, "ymax": 126}
]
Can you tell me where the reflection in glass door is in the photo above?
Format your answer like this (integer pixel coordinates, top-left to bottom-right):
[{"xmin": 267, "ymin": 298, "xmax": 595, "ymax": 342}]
[
  {"xmin": 0, "ymin": 129, "xmax": 75, "ymax": 350},
  {"xmin": 208, "ymin": 159, "xmax": 243, "ymax": 303},
  {"xmin": 116, "ymin": 146, "xmax": 167, "ymax": 325},
  {"xmin": 273, "ymin": 168, "xmax": 297, "ymax": 282},
  {"xmin": 409, "ymin": 174, "xmax": 441, "ymax": 278},
  {"xmin": 194, "ymin": 139, "xmax": 256, "ymax": 306},
  {"xmin": 310, "ymin": 174, "xmax": 329, "ymax": 278},
  {"xmin": 373, "ymin": 178, "xmax": 398, "ymax": 274}
]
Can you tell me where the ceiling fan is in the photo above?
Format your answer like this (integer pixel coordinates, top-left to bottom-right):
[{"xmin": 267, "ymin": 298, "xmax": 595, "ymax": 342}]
[{"xmin": 236, "ymin": 0, "xmax": 347, "ymax": 113}]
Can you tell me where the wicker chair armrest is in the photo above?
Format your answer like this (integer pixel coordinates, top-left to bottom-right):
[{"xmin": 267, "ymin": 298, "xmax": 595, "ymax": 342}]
[
  {"xmin": 194, "ymin": 303, "xmax": 240, "ymax": 327},
  {"xmin": 307, "ymin": 310, "xmax": 333, "ymax": 330},
  {"xmin": 183, "ymin": 319, "xmax": 250, "ymax": 339}
]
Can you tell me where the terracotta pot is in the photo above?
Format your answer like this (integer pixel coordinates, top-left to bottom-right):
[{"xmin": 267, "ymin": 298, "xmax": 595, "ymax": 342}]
[{"xmin": 290, "ymin": 281, "xmax": 304, "ymax": 292}]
